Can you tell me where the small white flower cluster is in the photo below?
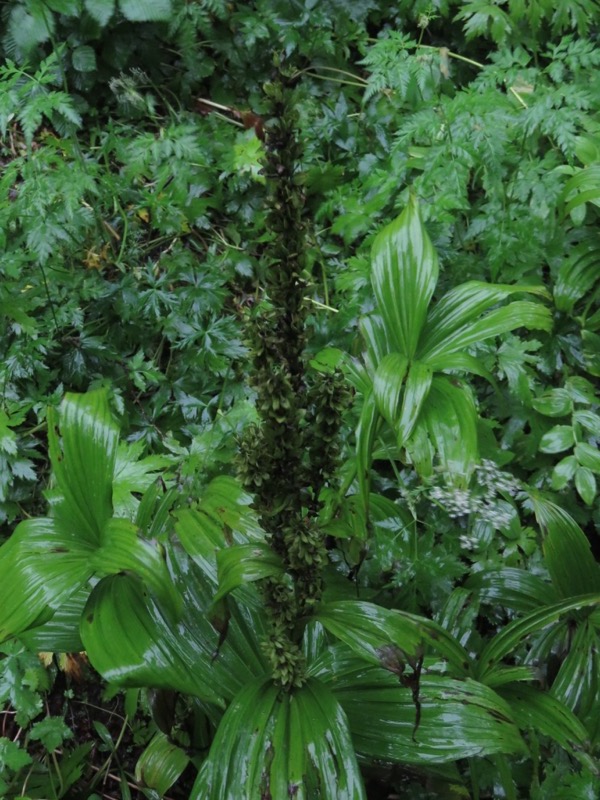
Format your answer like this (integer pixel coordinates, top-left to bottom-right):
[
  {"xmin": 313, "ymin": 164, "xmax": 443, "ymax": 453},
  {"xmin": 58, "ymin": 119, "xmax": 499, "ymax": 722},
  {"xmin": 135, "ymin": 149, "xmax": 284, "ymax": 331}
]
[
  {"xmin": 427, "ymin": 461, "xmax": 521, "ymax": 533},
  {"xmin": 429, "ymin": 485, "xmax": 475, "ymax": 519},
  {"xmin": 475, "ymin": 460, "xmax": 521, "ymax": 498}
]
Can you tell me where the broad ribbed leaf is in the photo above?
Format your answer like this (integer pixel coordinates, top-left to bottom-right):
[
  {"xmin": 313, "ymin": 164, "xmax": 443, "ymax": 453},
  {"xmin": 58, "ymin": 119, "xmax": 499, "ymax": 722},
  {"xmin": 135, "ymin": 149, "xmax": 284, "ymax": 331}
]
[
  {"xmin": 214, "ymin": 543, "xmax": 284, "ymax": 603},
  {"xmin": 500, "ymin": 684, "xmax": 595, "ymax": 770},
  {"xmin": 81, "ymin": 553, "xmax": 268, "ymax": 707},
  {"xmin": 419, "ymin": 281, "xmax": 549, "ymax": 359},
  {"xmin": 554, "ymin": 238, "xmax": 600, "ymax": 312},
  {"xmin": 191, "ymin": 678, "xmax": 366, "ymax": 800},
  {"xmin": 135, "ymin": 732, "xmax": 189, "ymax": 797},
  {"xmin": 551, "ymin": 455, "xmax": 578, "ymax": 490},
  {"xmin": 575, "ymin": 443, "xmax": 600, "ymax": 472},
  {"xmin": 373, "ymin": 352, "xmax": 408, "ymax": 427},
  {"xmin": 371, "ymin": 196, "xmax": 438, "ymax": 358},
  {"xmin": 532, "ymin": 498, "xmax": 600, "ymax": 598},
  {"xmin": 417, "ymin": 377, "xmax": 478, "ymax": 481},
  {"xmin": 397, "ymin": 360, "xmax": 432, "ymax": 445},
  {"xmin": 560, "ymin": 165, "xmax": 600, "ymax": 215},
  {"xmin": 311, "ymin": 648, "xmax": 524, "ymax": 764},
  {"xmin": 477, "ymin": 595, "xmax": 600, "ymax": 681},
  {"xmin": 315, "ymin": 601, "xmax": 471, "ymax": 674},
  {"xmin": 419, "ymin": 301, "xmax": 552, "ymax": 362},
  {"xmin": 48, "ymin": 390, "xmax": 119, "ymax": 545},
  {"xmin": 360, "ymin": 315, "xmax": 390, "ymax": 373},
  {"xmin": 93, "ymin": 517, "xmax": 181, "ymax": 617},
  {"xmin": 575, "ymin": 467, "xmax": 597, "ymax": 505},
  {"xmin": 0, "ymin": 518, "xmax": 93, "ymax": 642},
  {"xmin": 426, "ymin": 351, "xmax": 496, "ymax": 383},
  {"xmin": 550, "ymin": 621, "xmax": 600, "ymax": 717},
  {"xmin": 468, "ymin": 568, "xmax": 557, "ymax": 613},
  {"xmin": 19, "ymin": 586, "xmax": 88, "ymax": 652},
  {"xmin": 356, "ymin": 391, "xmax": 380, "ymax": 517}
]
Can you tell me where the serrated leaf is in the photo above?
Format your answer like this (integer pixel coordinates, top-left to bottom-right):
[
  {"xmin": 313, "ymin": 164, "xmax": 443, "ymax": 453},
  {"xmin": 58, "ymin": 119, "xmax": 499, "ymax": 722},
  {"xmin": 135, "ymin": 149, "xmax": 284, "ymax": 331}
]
[
  {"xmin": 29, "ymin": 716, "xmax": 72, "ymax": 753},
  {"xmin": 72, "ymin": 45, "xmax": 97, "ymax": 72},
  {"xmin": 84, "ymin": 0, "xmax": 115, "ymax": 24},
  {"xmin": 371, "ymin": 195, "xmax": 438, "ymax": 358},
  {"xmin": 119, "ymin": 0, "xmax": 172, "ymax": 21},
  {"xmin": 191, "ymin": 678, "xmax": 366, "ymax": 800},
  {"xmin": 539, "ymin": 424, "xmax": 575, "ymax": 454},
  {"xmin": 0, "ymin": 738, "xmax": 32, "ymax": 771}
]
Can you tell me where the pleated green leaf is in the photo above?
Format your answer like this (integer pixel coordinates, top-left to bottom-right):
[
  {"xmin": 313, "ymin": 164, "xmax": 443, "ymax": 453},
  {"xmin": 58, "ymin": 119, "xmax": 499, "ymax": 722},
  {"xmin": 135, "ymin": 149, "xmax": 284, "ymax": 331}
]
[
  {"xmin": 373, "ymin": 352, "xmax": 408, "ymax": 427},
  {"xmin": 418, "ymin": 377, "xmax": 478, "ymax": 481},
  {"xmin": 135, "ymin": 732, "xmax": 189, "ymax": 797},
  {"xmin": 315, "ymin": 601, "xmax": 471, "ymax": 674},
  {"xmin": 311, "ymin": 648, "xmax": 525, "ymax": 764},
  {"xmin": 500, "ymin": 684, "xmax": 595, "ymax": 770},
  {"xmin": 539, "ymin": 424, "xmax": 575, "ymax": 454},
  {"xmin": 468, "ymin": 568, "xmax": 557, "ymax": 613},
  {"xmin": 397, "ymin": 360, "xmax": 432, "ymax": 446},
  {"xmin": 419, "ymin": 301, "xmax": 552, "ymax": 363},
  {"xmin": 191, "ymin": 678, "xmax": 366, "ymax": 800},
  {"xmin": 0, "ymin": 518, "xmax": 94, "ymax": 642},
  {"xmin": 549, "ymin": 620, "xmax": 600, "ymax": 717},
  {"xmin": 80, "ymin": 553, "xmax": 268, "ymax": 707},
  {"xmin": 532, "ymin": 497, "xmax": 600, "ymax": 598},
  {"xmin": 418, "ymin": 281, "xmax": 549, "ymax": 359},
  {"xmin": 356, "ymin": 391, "xmax": 380, "ymax": 518},
  {"xmin": 93, "ymin": 517, "xmax": 182, "ymax": 617},
  {"xmin": 371, "ymin": 196, "xmax": 438, "ymax": 358},
  {"xmin": 477, "ymin": 594, "xmax": 600, "ymax": 681},
  {"xmin": 48, "ymin": 389, "xmax": 119, "ymax": 545},
  {"xmin": 214, "ymin": 543, "xmax": 284, "ymax": 603},
  {"xmin": 19, "ymin": 586, "xmax": 88, "ymax": 653},
  {"xmin": 554, "ymin": 238, "xmax": 600, "ymax": 312}
]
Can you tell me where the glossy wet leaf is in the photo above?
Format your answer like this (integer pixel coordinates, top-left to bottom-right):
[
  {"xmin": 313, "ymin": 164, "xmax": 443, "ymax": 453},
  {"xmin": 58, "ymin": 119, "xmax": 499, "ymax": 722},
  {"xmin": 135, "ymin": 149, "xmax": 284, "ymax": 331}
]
[
  {"xmin": 373, "ymin": 352, "xmax": 408, "ymax": 427},
  {"xmin": 532, "ymin": 498, "xmax": 600, "ymax": 598},
  {"xmin": 539, "ymin": 424, "xmax": 575, "ymax": 453},
  {"xmin": 371, "ymin": 195, "xmax": 438, "ymax": 358},
  {"xmin": 397, "ymin": 360, "xmax": 432, "ymax": 445},
  {"xmin": 575, "ymin": 466, "xmax": 597, "ymax": 505},
  {"xmin": 531, "ymin": 389, "xmax": 573, "ymax": 417},
  {"xmin": 549, "ymin": 620, "xmax": 600, "ymax": 717},
  {"xmin": 81, "ymin": 553, "xmax": 268, "ymax": 707},
  {"xmin": 311, "ymin": 647, "xmax": 524, "ymax": 764},
  {"xmin": 47, "ymin": 390, "xmax": 119, "ymax": 545},
  {"xmin": 0, "ymin": 518, "xmax": 94, "ymax": 642},
  {"xmin": 191, "ymin": 678, "xmax": 366, "ymax": 800},
  {"xmin": 477, "ymin": 594, "xmax": 600, "ymax": 681},
  {"xmin": 499, "ymin": 684, "xmax": 595, "ymax": 770},
  {"xmin": 574, "ymin": 443, "xmax": 600, "ymax": 473},
  {"xmin": 213, "ymin": 543, "xmax": 284, "ymax": 603},
  {"xmin": 468, "ymin": 568, "xmax": 557, "ymax": 613},
  {"xmin": 135, "ymin": 732, "xmax": 189, "ymax": 796}
]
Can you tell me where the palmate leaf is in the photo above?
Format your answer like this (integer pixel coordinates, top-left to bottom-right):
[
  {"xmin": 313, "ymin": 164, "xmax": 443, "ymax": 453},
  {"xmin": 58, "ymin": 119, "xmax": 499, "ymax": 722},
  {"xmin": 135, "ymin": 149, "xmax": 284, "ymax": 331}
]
[
  {"xmin": 371, "ymin": 194, "xmax": 438, "ymax": 358},
  {"xmin": 310, "ymin": 647, "xmax": 525, "ymax": 765},
  {"xmin": 191, "ymin": 678, "xmax": 366, "ymax": 800}
]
